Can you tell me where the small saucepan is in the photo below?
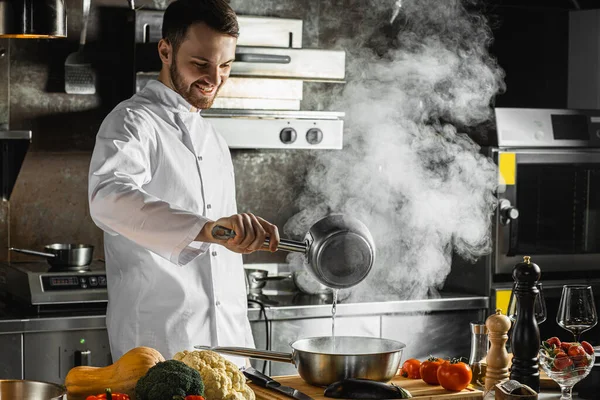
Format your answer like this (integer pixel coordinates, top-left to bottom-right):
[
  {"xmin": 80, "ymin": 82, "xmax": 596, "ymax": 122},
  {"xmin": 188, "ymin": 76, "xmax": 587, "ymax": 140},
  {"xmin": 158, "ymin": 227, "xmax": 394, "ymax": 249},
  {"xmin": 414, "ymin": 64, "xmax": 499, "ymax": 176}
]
[
  {"xmin": 245, "ymin": 268, "xmax": 291, "ymax": 291},
  {"xmin": 213, "ymin": 214, "xmax": 376, "ymax": 290},
  {"xmin": 197, "ymin": 336, "xmax": 405, "ymax": 387},
  {"xmin": 10, "ymin": 244, "xmax": 94, "ymax": 270}
]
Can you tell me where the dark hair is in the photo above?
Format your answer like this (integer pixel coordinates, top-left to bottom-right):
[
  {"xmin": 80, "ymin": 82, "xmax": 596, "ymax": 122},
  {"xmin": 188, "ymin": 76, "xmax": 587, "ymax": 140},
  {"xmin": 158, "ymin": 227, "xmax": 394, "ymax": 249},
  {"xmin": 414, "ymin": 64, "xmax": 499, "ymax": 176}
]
[{"xmin": 162, "ymin": 0, "xmax": 239, "ymax": 53}]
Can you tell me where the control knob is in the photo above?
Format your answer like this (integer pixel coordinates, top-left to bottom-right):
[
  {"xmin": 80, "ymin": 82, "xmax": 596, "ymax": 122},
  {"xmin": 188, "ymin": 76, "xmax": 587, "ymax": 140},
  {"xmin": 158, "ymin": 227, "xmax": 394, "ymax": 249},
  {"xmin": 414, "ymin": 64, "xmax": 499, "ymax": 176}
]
[
  {"xmin": 279, "ymin": 128, "xmax": 297, "ymax": 144},
  {"xmin": 306, "ymin": 128, "xmax": 323, "ymax": 145},
  {"xmin": 499, "ymin": 199, "xmax": 519, "ymax": 225},
  {"xmin": 74, "ymin": 349, "xmax": 91, "ymax": 366}
]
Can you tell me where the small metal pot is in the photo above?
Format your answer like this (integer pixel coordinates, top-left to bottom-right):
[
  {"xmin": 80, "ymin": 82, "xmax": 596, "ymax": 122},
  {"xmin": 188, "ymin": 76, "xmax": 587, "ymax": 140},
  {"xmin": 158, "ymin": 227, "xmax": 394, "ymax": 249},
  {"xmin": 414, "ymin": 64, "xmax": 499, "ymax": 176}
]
[
  {"xmin": 214, "ymin": 214, "xmax": 376, "ymax": 289},
  {"xmin": 0, "ymin": 379, "xmax": 66, "ymax": 400},
  {"xmin": 245, "ymin": 268, "xmax": 291, "ymax": 291},
  {"xmin": 10, "ymin": 244, "xmax": 94, "ymax": 270},
  {"xmin": 197, "ymin": 336, "xmax": 405, "ymax": 387}
]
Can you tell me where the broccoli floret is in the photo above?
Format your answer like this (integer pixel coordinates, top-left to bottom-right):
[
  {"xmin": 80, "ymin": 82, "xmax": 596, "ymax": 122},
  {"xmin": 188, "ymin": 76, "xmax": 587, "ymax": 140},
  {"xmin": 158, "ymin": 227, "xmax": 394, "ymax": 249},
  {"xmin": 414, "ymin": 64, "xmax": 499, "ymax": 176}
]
[{"xmin": 135, "ymin": 359, "xmax": 204, "ymax": 400}]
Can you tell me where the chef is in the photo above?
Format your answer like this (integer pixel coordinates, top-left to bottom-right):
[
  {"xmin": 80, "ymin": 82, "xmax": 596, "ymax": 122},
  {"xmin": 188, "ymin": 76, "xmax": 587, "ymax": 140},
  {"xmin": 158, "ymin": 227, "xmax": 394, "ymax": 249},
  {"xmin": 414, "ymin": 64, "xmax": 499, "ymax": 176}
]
[{"xmin": 88, "ymin": 0, "xmax": 279, "ymax": 367}]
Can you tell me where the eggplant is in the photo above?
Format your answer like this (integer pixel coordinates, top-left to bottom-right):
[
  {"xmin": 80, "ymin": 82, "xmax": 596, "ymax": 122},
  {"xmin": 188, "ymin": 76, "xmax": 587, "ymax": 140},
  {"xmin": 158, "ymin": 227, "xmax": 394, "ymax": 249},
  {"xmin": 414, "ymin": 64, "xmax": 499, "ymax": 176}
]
[{"xmin": 324, "ymin": 378, "xmax": 412, "ymax": 399}]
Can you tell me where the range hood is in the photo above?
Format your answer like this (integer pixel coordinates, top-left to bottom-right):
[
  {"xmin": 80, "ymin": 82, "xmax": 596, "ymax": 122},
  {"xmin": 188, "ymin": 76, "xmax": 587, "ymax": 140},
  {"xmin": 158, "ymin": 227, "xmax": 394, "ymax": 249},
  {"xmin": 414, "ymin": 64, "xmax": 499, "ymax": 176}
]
[{"xmin": 0, "ymin": 130, "xmax": 30, "ymax": 201}]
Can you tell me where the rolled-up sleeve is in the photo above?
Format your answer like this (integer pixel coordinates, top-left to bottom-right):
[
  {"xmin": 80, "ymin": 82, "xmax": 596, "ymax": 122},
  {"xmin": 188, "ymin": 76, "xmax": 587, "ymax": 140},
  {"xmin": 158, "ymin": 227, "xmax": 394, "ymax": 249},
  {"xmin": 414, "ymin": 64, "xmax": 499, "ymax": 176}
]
[{"xmin": 88, "ymin": 107, "xmax": 210, "ymax": 266}]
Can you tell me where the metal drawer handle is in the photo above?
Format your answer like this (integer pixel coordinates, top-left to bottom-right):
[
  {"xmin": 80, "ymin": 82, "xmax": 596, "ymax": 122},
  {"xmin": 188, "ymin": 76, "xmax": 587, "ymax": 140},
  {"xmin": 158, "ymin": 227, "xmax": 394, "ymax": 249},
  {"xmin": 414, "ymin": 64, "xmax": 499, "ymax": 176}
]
[{"xmin": 235, "ymin": 53, "xmax": 291, "ymax": 64}]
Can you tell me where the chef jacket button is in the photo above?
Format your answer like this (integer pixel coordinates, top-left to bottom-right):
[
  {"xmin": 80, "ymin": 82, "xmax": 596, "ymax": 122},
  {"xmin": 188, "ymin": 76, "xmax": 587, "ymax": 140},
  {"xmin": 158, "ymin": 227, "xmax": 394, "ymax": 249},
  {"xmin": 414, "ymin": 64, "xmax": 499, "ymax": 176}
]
[
  {"xmin": 207, "ymin": 204, "xmax": 212, "ymax": 209},
  {"xmin": 197, "ymin": 156, "xmax": 203, "ymax": 161},
  {"xmin": 215, "ymin": 300, "xmax": 221, "ymax": 306},
  {"xmin": 211, "ymin": 251, "xmax": 217, "ymax": 257}
]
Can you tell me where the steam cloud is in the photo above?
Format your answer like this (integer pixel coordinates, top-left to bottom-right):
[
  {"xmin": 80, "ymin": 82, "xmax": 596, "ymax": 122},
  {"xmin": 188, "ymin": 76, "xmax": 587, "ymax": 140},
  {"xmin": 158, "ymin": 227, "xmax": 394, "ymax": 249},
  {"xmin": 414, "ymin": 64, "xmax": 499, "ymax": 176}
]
[{"xmin": 284, "ymin": 0, "xmax": 506, "ymax": 300}]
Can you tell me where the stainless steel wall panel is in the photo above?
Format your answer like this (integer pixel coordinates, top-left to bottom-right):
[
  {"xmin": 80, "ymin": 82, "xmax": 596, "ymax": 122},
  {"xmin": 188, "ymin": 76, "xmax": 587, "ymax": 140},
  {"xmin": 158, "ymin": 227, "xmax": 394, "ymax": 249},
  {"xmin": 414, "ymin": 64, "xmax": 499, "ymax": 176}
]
[
  {"xmin": 0, "ymin": 333, "xmax": 23, "ymax": 379},
  {"xmin": 249, "ymin": 320, "xmax": 270, "ymax": 374},
  {"xmin": 23, "ymin": 329, "xmax": 111, "ymax": 384}
]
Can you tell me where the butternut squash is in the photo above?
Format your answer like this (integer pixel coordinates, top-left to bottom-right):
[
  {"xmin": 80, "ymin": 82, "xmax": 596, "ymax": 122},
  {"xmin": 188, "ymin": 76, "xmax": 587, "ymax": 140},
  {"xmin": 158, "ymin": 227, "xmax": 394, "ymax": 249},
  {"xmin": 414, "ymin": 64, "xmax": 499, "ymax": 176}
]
[{"xmin": 65, "ymin": 346, "xmax": 165, "ymax": 400}]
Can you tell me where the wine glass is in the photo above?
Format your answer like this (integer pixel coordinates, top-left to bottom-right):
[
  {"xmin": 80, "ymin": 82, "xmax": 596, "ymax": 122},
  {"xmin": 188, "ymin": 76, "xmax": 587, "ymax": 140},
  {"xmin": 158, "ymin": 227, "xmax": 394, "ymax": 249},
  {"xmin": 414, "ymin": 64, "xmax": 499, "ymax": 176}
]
[
  {"xmin": 556, "ymin": 285, "xmax": 598, "ymax": 343},
  {"xmin": 507, "ymin": 282, "xmax": 547, "ymax": 324}
]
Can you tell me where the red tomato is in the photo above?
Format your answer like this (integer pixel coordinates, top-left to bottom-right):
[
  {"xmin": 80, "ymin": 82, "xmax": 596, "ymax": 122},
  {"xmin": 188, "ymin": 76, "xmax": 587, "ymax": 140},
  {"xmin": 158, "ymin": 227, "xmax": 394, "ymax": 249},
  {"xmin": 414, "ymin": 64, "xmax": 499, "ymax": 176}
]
[
  {"xmin": 553, "ymin": 352, "xmax": 573, "ymax": 370},
  {"xmin": 545, "ymin": 337, "xmax": 561, "ymax": 348},
  {"xmin": 436, "ymin": 360, "xmax": 472, "ymax": 391},
  {"xmin": 86, "ymin": 392, "xmax": 130, "ymax": 400},
  {"xmin": 401, "ymin": 358, "xmax": 422, "ymax": 379},
  {"xmin": 420, "ymin": 356, "xmax": 444, "ymax": 385},
  {"xmin": 582, "ymin": 341, "xmax": 594, "ymax": 356}
]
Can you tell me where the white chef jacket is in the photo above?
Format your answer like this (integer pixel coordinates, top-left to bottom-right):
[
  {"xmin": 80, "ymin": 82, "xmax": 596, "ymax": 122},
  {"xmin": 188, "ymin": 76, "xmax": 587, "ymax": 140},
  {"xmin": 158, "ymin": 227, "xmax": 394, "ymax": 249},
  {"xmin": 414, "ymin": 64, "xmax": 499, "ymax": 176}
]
[{"xmin": 88, "ymin": 79, "xmax": 254, "ymax": 366}]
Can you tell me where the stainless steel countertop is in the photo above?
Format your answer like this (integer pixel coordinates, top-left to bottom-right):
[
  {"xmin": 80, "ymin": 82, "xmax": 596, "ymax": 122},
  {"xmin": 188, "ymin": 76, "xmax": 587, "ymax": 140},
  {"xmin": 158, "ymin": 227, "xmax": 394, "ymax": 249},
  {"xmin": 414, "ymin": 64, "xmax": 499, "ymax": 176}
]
[
  {"xmin": 247, "ymin": 292, "xmax": 489, "ymax": 320},
  {"xmin": 0, "ymin": 292, "xmax": 488, "ymax": 334}
]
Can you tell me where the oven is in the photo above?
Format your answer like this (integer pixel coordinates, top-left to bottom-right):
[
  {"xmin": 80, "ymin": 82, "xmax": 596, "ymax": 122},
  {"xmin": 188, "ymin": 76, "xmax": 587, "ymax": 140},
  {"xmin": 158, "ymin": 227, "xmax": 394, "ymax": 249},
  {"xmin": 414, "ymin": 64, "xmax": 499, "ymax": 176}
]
[
  {"xmin": 493, "ymin": 147, "xmax": 600, "ymax": 277},
  {"xmin": 491, "ymin": 108, "xmax": 600, "ymax": 279}
]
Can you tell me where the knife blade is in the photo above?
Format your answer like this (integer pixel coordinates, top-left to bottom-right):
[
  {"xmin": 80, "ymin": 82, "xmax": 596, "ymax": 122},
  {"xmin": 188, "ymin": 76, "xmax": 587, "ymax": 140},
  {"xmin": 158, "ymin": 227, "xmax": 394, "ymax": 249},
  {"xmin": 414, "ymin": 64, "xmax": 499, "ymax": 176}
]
[{"xmin": 243, "ymin": 367, "xmax": 314, "ymax": 400}]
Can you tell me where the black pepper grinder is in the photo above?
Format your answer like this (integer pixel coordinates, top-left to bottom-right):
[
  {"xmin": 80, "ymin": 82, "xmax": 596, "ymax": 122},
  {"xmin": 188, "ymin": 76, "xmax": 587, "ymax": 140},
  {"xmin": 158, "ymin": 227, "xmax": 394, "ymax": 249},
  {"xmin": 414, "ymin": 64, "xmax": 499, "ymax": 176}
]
[{"xmin": 509, "ymin": 255, "xmax": 541, "ymax": 393}]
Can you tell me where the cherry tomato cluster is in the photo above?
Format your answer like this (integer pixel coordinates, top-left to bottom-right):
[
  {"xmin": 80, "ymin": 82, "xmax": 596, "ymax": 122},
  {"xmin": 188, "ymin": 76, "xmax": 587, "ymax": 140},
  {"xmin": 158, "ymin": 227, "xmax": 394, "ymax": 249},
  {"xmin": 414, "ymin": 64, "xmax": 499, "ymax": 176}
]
[
  {"xmin": 400, "ymin": 356, "xmax": 472, "ymax": 391},
  {"xmin": 541, "ymin": 337, "xmax": 594, "ymax": 375}
]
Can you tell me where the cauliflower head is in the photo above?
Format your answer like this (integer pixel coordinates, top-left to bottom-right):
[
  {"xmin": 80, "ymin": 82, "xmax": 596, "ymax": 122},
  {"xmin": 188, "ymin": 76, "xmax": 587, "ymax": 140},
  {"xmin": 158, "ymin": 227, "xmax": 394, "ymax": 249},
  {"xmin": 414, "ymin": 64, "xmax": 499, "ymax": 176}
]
[{"xmin": 174, "ymin": 350, "xmax": 255, "ymax": 400}]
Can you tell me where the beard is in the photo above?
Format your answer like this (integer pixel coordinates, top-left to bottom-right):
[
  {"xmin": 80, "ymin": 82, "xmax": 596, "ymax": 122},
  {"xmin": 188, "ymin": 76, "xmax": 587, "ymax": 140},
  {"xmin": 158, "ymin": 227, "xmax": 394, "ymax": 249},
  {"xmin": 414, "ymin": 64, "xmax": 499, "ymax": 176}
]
[{"xmin": 169, "ymin": 60, "xmax": 220, "ymax": 109}]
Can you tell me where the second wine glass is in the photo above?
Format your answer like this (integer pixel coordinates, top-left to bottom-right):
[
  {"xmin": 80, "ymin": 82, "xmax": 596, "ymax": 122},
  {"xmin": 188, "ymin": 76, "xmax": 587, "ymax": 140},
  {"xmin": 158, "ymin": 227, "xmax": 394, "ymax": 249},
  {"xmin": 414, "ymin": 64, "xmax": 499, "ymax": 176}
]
[{"xmin": 556, "ymin": 285, "xmax": 598, "ymax": 343}]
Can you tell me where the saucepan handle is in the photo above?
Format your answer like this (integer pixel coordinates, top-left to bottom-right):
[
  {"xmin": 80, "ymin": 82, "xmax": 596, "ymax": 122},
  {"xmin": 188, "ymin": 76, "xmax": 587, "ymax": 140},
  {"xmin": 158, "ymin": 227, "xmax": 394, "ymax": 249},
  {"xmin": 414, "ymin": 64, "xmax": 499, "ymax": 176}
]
[
  {"xmin": 254, "ymin": 275, "xmax": 292, "ymax": 282},
  {"xmin": 9, "ymin": 248, "xmax": 56, "ymax": 258},
  {"xmin": 211, "ymin": 225, "xmax": 308, "ymax": 254},
  {"xmin": 195, "ymin": 345, "xmax": 295, "ymax": 364}
]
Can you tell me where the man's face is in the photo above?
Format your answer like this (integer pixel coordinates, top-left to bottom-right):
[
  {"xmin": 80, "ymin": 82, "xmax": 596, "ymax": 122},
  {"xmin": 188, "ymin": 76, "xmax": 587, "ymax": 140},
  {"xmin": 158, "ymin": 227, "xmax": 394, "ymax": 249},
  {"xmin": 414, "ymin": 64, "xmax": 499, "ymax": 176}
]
[{"xmin": 162, "ymin": 22, "xmax": 236, "ymax": 109}]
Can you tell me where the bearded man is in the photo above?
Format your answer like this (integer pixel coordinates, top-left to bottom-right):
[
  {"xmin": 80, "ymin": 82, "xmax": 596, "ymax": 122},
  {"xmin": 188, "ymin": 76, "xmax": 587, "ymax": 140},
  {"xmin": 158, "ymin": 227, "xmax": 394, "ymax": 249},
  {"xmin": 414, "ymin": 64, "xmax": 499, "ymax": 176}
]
[{"xmin": 88, "ymin": 0, "xmax": 280, "ymax": 366}]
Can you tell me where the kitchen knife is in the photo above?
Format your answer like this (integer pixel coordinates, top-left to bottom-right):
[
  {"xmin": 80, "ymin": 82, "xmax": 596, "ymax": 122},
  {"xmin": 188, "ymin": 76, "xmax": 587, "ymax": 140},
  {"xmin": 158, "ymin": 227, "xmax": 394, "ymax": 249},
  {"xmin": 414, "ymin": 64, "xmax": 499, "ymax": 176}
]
[{"xmin": 243, "ymin": 367, "xmax": 314, "ymax": 400}]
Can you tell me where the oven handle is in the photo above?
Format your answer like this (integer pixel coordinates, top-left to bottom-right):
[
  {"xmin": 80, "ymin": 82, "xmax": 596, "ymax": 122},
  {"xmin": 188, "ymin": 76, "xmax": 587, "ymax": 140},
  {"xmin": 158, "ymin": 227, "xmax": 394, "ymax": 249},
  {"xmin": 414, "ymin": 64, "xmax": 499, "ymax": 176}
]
[
  {"xmin": 507, "ymin": 216, "xmax": 519, "ymax": 256},
  {"xmin": 499, "ymin": 198, "xmax": 520, "ymax": 256}
]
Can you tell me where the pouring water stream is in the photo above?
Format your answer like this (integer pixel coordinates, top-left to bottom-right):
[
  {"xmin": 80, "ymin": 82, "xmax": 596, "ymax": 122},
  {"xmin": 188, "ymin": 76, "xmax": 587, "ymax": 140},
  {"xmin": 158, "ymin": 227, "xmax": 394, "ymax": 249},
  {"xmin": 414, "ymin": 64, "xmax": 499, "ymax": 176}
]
[{"xmin": 332, "ymin": 289, "xmax": 339, "ymax": 352}]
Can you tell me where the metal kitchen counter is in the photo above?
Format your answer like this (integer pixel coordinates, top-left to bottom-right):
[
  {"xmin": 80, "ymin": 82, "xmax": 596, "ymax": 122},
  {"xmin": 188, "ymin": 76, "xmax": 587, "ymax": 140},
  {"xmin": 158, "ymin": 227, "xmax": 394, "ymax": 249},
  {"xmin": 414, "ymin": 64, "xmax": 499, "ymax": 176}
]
[
  {"xmin": 0, "ymin": 292, "xmax": 488, "ymax": 334},
  {"xmin": 247, "ymin": 291, "xmax": 488, "ymax": 321},
  {"xmin": 0, "ymin": 305, "xmax": 108, "ymax": 334}
]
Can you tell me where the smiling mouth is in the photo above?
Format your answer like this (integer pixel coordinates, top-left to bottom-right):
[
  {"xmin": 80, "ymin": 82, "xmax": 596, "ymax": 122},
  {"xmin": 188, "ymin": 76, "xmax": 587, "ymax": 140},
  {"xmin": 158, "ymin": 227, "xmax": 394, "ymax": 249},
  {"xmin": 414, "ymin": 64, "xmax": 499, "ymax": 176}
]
[{"xmin": 196, "ymin": 85, "xmax": 216, "ymax": 95}]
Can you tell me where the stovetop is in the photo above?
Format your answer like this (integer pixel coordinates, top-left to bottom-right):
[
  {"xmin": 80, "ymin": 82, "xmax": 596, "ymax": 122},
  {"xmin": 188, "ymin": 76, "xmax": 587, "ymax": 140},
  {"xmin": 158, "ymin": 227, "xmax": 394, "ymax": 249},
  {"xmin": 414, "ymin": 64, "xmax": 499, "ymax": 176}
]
[
  {"xmin": 2, "ymin": 260, "xmax": 106, "ymax": 274},
  {"xmin": 0, "ymin": 260, "xmax": 108, "ymax": 307}
]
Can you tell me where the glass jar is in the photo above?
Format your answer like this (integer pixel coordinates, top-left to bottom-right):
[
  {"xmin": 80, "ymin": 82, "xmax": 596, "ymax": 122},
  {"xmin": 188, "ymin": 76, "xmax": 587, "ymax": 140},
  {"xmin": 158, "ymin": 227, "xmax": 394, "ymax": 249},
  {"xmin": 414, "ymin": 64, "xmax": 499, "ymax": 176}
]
[{"xmin": 468, "ymin": 321, "xmax": 489, "ymax": 387}]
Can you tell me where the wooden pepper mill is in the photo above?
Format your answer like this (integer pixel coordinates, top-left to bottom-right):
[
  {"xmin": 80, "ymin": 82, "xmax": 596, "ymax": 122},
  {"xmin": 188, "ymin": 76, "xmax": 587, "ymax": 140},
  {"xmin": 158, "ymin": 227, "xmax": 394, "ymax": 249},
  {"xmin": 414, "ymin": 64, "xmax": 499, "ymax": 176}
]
[
  {"xmin": 509, "ymin": 255, "xmax": 541, "ymax": 393},
  {"xmin": 485, "ymin": 308, "xmax": 512, "ymax": 391}
]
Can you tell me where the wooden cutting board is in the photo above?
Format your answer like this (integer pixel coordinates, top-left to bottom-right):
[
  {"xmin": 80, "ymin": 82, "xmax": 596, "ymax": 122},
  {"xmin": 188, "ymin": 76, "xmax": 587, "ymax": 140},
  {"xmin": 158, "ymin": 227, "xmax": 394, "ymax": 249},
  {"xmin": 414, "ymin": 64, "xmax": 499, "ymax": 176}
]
[{"xmin": 249, "ymin": 375, "xmax": 483, "ymax": 400}]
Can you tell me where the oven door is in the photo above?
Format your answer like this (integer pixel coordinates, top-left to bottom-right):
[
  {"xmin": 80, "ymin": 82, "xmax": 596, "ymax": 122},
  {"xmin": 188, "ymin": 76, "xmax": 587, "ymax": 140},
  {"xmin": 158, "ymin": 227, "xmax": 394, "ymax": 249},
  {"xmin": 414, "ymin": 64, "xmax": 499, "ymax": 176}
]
[{"xmin": 493, "ymin": 148, "xmax": 600, "ymax": 276}]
